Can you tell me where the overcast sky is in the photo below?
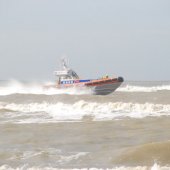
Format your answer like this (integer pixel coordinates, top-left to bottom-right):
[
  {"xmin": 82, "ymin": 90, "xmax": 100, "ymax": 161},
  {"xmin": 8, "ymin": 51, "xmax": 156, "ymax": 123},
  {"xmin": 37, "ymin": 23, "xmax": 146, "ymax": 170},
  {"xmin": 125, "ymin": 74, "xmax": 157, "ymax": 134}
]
[{"xmin": 0, "ymin": 0, "xmax": 170, "ymax": 81}]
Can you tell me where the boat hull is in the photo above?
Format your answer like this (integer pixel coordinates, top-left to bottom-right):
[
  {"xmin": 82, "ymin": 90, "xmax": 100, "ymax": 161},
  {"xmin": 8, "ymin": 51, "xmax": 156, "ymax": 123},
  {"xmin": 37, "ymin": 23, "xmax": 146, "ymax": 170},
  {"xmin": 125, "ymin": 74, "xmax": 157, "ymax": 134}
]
[
  {"xmin": 46, "ymin": 77, "xmax": 124, "ymax": 95},
  {"xmin": 91, "ymin": 81, "xmax": 122, "ymax": 95},
  {"xmin": 85, "ymin": 77, "xmax": 123, "ymax": 95}
]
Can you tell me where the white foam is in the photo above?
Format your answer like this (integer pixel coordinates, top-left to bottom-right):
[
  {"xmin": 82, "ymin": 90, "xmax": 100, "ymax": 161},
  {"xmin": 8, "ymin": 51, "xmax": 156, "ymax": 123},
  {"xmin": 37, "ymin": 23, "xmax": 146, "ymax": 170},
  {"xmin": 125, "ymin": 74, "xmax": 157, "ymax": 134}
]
[
  {"xmin": 0, "ymin": 80, "xmax": 90, "ymax": 96},
  {"xmin": 118, "ymin": 85, "xmax": 170, "ymax": 92},
  {"xmin": 0, "ymin": 163, "xmax": 169, "ymax": 170},
  {"xmin": 59, "ymin": 152, "xmax": 88, "ymax": 164},
  {"xmin": 1, "ymin": 101, "xmax": 170, "ymax": 123},
  {"xmin": 6, "ymin": 148, "xmax": 88, "ymax": 164}
]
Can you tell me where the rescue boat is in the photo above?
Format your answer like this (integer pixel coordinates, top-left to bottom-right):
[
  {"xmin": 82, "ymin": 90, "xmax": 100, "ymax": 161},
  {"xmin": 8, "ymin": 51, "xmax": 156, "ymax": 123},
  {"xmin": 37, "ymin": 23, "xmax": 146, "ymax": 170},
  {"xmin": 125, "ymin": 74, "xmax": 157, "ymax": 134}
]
[{"xmin": 53, "ymin": 59, "xmax": 124, "ymax": 95}]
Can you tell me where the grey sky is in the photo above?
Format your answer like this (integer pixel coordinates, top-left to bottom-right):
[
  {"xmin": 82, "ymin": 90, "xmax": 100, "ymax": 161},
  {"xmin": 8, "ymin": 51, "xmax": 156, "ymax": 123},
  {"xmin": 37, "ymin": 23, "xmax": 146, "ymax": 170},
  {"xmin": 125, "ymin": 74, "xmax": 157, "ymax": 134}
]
[{"xmin": 0, "ymin": 0, "xmax": 170, "ymax": 81}]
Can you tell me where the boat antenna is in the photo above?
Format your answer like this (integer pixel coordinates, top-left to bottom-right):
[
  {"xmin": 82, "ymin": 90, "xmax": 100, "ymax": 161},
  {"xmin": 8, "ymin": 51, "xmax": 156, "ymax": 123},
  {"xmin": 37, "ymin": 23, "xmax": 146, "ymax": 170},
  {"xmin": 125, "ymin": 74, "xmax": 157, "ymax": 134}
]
[{"xmin": 61, "ymin": 57, "xmax": 69, "ymax": 70}]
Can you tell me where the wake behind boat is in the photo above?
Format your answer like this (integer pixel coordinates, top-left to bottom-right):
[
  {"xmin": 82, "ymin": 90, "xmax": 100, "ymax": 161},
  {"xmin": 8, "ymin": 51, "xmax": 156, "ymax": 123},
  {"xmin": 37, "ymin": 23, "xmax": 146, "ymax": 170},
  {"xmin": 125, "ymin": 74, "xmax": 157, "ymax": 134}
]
[{"xmin": 52, "ymin": 59, "xmax": 124, "ymax": 95}]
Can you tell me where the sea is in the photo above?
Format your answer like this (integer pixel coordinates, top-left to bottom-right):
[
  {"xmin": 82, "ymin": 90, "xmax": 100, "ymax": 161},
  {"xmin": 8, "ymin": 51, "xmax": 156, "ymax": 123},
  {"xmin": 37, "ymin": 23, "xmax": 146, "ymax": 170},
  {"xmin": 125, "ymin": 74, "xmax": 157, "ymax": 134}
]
[{"xmin": 0, "ymin": 80, "xmax": 170, "ymax": 170}]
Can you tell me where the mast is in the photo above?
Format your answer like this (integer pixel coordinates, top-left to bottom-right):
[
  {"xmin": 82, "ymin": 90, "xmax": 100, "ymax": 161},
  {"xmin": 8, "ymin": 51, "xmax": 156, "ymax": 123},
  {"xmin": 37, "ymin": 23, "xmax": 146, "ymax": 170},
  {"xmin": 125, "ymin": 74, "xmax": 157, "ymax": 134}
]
[
  {"xmin": 54, "ymin": 58, "xmax": 79, "ymax": 81},
  {"xmin": 61, "ymin": 58, "xmax": 69, "ymax": 70}
]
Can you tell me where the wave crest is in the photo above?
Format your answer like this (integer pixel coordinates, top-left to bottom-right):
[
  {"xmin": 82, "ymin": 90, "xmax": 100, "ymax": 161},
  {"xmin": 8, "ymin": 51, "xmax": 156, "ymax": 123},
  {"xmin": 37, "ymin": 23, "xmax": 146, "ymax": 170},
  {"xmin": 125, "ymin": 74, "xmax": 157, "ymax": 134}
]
[
  {"xmin": 114, "ymin": 141, "xmax": 170, "ymax": 166},
  {"xmin": 118, "ymin": 84, "xmax": 170, "ymax": 92},
  {"xmin": 0, "ymin": 163, "xmax": 169, "ymax": 170},
  {"xmin": 0, "ymin": 101, "xmax": 170, "ymax": 123}
]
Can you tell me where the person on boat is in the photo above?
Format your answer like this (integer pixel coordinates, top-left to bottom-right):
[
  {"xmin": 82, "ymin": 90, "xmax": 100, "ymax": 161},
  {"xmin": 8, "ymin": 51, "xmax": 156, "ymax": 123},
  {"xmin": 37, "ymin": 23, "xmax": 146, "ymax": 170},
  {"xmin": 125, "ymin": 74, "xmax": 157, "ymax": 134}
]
[{"xmin": 102, "ymin": 75, "xmax": 109, "ymax": 79}]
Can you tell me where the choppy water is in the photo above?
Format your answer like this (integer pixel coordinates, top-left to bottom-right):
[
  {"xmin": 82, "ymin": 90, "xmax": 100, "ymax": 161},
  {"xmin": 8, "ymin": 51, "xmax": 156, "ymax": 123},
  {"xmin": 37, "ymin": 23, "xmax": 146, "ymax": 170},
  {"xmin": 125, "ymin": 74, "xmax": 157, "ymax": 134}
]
[{"xmin": 0, "ymin": 80, "xmax": 170, "ymax": 170}]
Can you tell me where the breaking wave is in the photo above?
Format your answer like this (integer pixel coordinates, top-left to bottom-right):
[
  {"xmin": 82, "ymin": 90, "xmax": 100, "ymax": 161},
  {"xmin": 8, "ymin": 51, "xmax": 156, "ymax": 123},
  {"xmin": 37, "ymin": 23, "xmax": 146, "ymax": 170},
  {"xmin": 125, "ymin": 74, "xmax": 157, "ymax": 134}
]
[
  {"xmin": 0, "ymin": 101, "xmax": 170, "ymax": 123},
  {"xmin": 0, "ymin": 163, "xmax": 169, "ymax": 170},
  {"xmin": 118, "ymin": 84, "xmax": 170, "ymax": 92}
]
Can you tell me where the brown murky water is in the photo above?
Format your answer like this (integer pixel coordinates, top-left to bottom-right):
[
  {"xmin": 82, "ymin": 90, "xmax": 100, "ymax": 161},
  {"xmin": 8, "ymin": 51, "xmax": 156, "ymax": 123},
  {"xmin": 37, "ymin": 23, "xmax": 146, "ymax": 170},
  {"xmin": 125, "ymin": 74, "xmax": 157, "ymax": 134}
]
[{"xmin": 0, "ymin": 81, "xmax": 170, "ymax": 169}]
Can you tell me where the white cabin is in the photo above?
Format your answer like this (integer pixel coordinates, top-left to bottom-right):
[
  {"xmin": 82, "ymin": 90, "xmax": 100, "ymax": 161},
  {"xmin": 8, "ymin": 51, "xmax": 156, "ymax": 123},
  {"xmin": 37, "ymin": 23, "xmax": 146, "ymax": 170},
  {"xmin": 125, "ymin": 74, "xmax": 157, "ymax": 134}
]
[{"xmin": 54, "ymin": 59, "xmax": 79, "ymax": 84}]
